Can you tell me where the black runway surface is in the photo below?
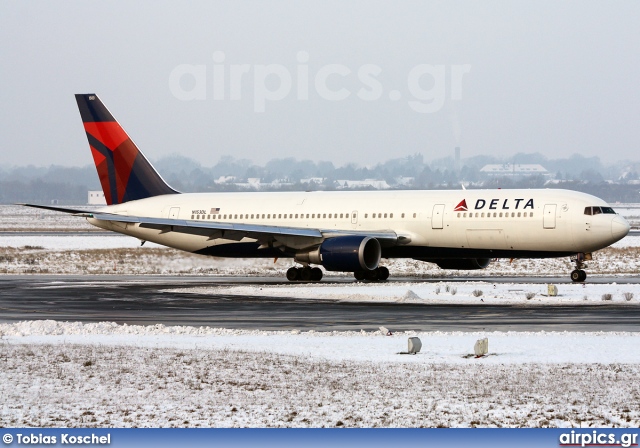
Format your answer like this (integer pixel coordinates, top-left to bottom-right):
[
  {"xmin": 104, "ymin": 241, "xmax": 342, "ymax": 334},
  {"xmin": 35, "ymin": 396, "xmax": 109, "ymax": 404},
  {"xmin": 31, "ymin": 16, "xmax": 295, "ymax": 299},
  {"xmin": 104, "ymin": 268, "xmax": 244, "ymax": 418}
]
[{"xmin": 1, "ymin": 275, "xmax": 640, "ymax": 331}]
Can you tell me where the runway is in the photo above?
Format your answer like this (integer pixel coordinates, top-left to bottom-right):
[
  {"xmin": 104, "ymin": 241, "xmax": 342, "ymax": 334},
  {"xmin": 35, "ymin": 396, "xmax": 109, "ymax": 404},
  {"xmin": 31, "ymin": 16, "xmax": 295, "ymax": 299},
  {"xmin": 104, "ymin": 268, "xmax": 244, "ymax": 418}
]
[{"xmin": 1, "ymin": 275, "xmax": 640, "ymax": 331}]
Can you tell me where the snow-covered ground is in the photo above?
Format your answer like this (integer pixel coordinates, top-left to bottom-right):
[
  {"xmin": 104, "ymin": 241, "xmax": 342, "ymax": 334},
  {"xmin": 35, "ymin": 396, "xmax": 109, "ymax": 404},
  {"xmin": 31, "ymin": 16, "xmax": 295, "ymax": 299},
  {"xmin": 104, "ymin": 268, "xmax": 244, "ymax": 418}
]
[
  {"xmin": 0, "ymin": 205, "xmax": 97, "ymax": 231},
  {"xmin": 1, "ymin": 321, "xmax": 640, "ymax": 428},
  {"xmin": 2, "ymin": 237, "xmax": 639, "ymax": 277}
]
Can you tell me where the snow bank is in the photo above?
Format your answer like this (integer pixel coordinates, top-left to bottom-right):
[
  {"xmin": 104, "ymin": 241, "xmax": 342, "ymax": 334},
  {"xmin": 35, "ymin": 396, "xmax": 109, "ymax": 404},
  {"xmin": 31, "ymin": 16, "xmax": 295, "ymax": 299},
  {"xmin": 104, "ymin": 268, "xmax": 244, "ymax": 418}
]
[
  {"xmin": 2, "ymin": 320, "xmax": 640, "ymax": 365},
  {"xmin": 2, "ymin": 320, "xmax": 640, "ymax": 428}
]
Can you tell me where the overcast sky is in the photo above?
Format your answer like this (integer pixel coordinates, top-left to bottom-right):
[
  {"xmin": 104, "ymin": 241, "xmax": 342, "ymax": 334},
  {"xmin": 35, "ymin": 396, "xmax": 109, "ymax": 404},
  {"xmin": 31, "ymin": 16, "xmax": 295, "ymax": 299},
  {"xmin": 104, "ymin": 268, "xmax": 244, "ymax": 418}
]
[{"xmin": 1, "ymin": 1, "xmax": 639, "ymax": 168}]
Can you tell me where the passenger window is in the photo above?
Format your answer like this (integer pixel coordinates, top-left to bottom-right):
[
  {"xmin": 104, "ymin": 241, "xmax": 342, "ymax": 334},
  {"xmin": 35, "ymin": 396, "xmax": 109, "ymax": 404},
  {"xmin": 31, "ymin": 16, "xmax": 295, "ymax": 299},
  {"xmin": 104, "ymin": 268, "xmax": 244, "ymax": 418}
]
[
  {"xmin": 191, "ymin": 215, "xmax": 194, "ymax": 219},
  {"xmin": 384, "ymin": 213, "xmax": 388, "ymax": 218},
  {"xmin": 413, "ymin": 213, "xmax": 416, "ymax": 218},
  {"xmin": 323, "ymin": 214, "xmax": 326, "ymax": 218},
  {"xmin": 364, "ymin": 214, "xmax": 368, "ymax": 218},
  {"xmin": 463, "ymin": 213, "xmax": 467, "ymax": 218},
  {"xmin": 390, "ymin": 213, "xmax": 393, "ymax": 218},
  {"xmin": 499, "ymin": 212, "xmax": 503, "ymax": 217},
  {"xmin": 457, "ymin": 213, "xmax": 460, "ymax": 218}
]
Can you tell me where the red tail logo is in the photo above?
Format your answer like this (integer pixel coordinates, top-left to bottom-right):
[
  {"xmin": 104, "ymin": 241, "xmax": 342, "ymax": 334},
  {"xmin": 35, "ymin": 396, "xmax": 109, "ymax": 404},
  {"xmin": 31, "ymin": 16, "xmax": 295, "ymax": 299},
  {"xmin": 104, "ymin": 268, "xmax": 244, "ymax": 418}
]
[
  {"xmin": 454, "ymin": 199, "xmax": 468, "ymax": 211},
  {"xmin": 76, "ymin": 94, "xmax": 177, "ymax": 205}
]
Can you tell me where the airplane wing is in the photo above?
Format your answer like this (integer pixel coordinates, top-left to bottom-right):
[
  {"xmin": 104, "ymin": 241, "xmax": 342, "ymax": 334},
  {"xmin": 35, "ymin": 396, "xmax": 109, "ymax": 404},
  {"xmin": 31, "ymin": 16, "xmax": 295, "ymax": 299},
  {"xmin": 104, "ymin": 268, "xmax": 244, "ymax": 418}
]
[{"xmin": 20, "ymin": 203, "xmax": 400, "ymax": 247}]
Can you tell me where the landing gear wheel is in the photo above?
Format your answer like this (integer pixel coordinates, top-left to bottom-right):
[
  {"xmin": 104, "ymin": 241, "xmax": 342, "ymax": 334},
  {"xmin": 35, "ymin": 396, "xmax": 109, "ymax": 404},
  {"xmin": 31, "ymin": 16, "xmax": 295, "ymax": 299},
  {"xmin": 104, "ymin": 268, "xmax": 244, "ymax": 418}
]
[
  {"xmin": 377, "ymin": 266, "xmax": 390, "ymax": 281},
  {"xmin": 570, "ymin": 253, "xmax": 589, "ymax": 283},
  {"xmin": 354, "ymin": 270, "xmax": 366, "ymax": 281},
  {"xmin": 300, "ymin": 267, "xmax": 312, "ymax": 281},
  {"xmin": 570, "ymin": 269, "xmax": 587, "ymax": 282},
  {"xmin": 570, "ymin": 270, "xmax": 581, "ymax": 282},
  {"xmin": 286, "ymin": 267, "xmax": 300, "ymax": 281},
  {"xmin": 310, "ymin": 267, "xmax": 323, "ymax": 281},
  {"xmin": 366, "ymin": 269, "xmax": 380, "ymax": 281}
]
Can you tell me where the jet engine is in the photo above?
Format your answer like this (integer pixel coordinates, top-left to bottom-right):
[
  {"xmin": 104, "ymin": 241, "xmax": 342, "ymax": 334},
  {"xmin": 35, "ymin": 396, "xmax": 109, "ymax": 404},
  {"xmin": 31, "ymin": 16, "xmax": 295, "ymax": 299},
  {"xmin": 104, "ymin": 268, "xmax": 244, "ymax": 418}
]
[{"xmin": 295, "ymin": 235, "xmax": 381, "ymax": 272}]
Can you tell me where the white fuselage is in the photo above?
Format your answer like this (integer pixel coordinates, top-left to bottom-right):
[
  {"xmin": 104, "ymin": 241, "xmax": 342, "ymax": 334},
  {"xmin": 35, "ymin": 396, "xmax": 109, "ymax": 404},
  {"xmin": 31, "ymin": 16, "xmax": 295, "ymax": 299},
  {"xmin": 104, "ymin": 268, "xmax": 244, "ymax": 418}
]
[{"xmin": 88, "ymin": 188, "xmax": 629, "ymax": 259}]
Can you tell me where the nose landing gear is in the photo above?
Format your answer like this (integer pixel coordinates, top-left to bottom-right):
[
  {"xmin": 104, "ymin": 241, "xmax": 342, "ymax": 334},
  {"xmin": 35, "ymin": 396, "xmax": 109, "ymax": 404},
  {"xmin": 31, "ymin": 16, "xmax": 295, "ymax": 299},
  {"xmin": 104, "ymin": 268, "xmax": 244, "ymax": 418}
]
[
  {"xmin": 570, "ymin": 253, "xmax": 591, "ymax": 282},
  {"xmin": 570, "ymin": 269, "xmax": 587, "ymax": 282}
]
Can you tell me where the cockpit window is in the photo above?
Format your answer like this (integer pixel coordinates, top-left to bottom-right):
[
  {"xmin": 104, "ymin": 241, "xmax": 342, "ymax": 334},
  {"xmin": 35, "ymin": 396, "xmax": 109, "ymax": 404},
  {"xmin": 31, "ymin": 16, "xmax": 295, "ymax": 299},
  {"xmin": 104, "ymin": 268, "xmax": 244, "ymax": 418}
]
[{"xmin": 584, "ymin": 206, "xmax": 616, "ymax": 215}]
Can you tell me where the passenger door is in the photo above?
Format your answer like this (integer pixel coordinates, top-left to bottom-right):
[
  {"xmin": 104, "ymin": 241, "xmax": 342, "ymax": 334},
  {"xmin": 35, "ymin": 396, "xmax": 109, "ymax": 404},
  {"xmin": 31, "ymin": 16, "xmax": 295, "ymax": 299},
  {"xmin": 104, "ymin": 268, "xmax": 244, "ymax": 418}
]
[
  {"xmin": 432, "ymin": 204, "xmax": 445, "ymax": 229},
  {"xmin": 543, "ymin": 204, "xmax": 556, "ymax": 229},
  {"xmin": 169, "ymin": 207, "xmax": 180, "ymax": 219}
]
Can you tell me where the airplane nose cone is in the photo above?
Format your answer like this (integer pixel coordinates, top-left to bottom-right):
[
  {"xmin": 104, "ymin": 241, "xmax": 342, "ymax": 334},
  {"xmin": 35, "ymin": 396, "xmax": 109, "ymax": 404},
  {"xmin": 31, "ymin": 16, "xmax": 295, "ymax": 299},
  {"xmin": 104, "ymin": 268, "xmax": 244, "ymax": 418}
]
[{"xmin": 611, "ymin": 216, "xmax": 630, "ymax": 241}]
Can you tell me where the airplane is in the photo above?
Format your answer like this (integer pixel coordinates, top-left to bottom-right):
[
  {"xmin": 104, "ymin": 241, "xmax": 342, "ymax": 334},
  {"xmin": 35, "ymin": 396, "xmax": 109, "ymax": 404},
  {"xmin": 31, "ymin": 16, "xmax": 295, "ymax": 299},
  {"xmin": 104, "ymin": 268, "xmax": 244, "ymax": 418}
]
[{"xmin": 22, "ymin": 94, "xmax": 630, "ymax": 283}]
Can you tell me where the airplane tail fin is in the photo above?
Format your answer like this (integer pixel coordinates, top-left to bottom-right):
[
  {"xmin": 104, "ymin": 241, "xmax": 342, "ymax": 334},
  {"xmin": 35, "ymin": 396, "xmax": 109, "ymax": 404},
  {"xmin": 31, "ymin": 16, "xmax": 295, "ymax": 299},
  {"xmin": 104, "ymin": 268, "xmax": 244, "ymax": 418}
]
[{"xmin": 75, "ymin": 94, "xmax": 178, "ymax": 205}]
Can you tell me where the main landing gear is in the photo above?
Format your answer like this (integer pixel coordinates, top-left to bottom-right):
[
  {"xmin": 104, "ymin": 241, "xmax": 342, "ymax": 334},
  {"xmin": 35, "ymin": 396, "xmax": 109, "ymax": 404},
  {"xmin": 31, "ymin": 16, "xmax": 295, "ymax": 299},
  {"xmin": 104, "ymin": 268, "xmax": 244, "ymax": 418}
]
[
  {"xmin": 286, "ymin": 266, "xmax": 323, "ymax": 282},
  {"xmin": 285, "ymin": 266, "xmax": 390, "ymax": 282},
  {"xmin": 570, "ymin": 253, "xmax": 590, "ymax": 282},
  {"xmin": 354, "ymin": 266, "xmax": 389, "ymax": 282}
]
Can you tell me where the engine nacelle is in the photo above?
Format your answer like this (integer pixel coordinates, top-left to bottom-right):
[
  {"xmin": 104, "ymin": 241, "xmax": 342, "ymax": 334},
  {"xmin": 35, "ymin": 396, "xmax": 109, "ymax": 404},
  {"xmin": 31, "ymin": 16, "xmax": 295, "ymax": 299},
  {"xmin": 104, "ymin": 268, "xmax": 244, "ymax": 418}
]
[
  {"xmin": 416, "ymin": 258, "xmax": 491, "ymax": 270},
  {"xmin": 295, "ymin": 235, "xmax": 381, "ymax": 272}
]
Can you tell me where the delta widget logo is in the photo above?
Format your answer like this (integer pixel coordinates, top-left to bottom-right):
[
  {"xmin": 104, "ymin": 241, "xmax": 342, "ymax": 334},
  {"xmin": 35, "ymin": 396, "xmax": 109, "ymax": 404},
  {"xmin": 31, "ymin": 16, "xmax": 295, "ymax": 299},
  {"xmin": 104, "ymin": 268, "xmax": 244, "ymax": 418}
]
[{"xmin": 454, "ymin": 200, "xmax": 468, "ymax": 211}]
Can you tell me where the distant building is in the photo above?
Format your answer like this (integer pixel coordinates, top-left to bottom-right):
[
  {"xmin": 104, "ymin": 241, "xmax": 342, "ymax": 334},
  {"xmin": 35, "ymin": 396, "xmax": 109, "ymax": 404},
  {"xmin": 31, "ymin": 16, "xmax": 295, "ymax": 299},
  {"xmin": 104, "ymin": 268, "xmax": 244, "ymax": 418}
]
[
  {"xmin": 300, "ymin": 177, "xmax": 326, "ymax": 185},
  {"xmin": 88, "ymin": 191, "xmax": 106, "ymax": 205},
  {"xmin": 480, "ymin": 164, "xmax": 549, "ymax": 176},
  {"xmin": 336, "ymin": 179, "xmax": 391, "ymax": 190},
  {"xmin": 214, "ymin": 176, "xmax": 237, "ymax": 184}
]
